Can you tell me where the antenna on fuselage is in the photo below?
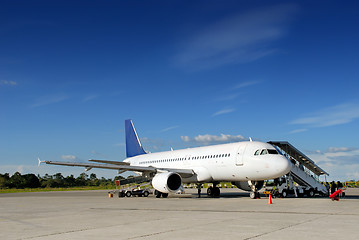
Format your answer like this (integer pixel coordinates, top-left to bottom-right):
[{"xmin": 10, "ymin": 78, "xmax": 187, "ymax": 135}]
[{"xmin": 249, "ymin": 137, "xmax": 253, "ymax": 142}]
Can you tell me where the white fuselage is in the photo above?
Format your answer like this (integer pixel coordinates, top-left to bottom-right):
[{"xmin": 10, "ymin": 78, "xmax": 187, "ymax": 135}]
[{"xmin": 125, "ymin": 141, "xmax": 291, "ymax": 183}]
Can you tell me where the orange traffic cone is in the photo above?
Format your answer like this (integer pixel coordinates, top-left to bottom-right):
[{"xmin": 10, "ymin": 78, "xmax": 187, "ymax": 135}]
[{"xmin": 268, "ymin": 194, "xmax": 273, "ymax": 204}]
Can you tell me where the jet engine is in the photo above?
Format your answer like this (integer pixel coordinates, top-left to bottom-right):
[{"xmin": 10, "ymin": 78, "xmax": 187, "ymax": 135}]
[
  {"xmin": 152, "ymin": 172, "xmax": 182, "ymax": 193},
  {"xmin": 232, "ymin": 181, "xmax": 264, "ymax": 191}
]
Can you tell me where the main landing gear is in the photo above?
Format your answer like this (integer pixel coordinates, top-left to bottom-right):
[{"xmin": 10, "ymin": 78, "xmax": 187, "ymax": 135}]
[
  {"xmin": 207, "ymin": 182, "xmax": 220, "ymax": 197},
  {"xmin": 154, "ymin": 190, "xmax": 168, "ymax": 198}
]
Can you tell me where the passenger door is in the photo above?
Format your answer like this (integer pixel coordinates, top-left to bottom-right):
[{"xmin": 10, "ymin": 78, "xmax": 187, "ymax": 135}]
[{"xmin": 235, "ymin": 143, "xmax": 247, "ymax": 166}]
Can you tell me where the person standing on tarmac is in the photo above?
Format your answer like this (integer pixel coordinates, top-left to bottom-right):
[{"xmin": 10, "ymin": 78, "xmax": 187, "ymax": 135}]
[
  {"xmin": 330, "ymin": 181, "xmax": 337, "ymax": 195},
  {"xmin": 325, "ymin": 182, "xmax": 330, "ymax": 196},
  {"xmin": 337, "ymin": 181, "xmax": 344, "ymax": 198}
]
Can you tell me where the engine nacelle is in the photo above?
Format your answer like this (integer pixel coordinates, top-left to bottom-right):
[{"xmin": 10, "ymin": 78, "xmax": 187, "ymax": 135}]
[
  {"xmin": 232, "ymin": 181, "xmax": 264, "ymax": 191},
  {"xmin": 152, "ymin": 172, "xmax": 182, "ymax": 193}
]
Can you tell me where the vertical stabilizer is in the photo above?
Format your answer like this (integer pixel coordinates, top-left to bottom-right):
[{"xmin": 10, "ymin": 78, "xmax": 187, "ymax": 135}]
[{"xmin": 125, "ymin": 119, "xmax": 147, "ymax": 158}]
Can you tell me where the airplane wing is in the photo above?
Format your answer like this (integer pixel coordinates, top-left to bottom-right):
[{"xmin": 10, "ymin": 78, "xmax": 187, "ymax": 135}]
[
  {"xmin": 89, "ymin": 159, "xmax": 130, "ymax": 165},
  {"xmin": 40, "ymin": 160, "xmax": 194, "ymax": 178}
]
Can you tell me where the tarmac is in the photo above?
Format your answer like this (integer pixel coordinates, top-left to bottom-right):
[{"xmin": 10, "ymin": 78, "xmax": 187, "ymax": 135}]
[{"xmin": 1, "ymin": 188, "xmax": 358, "ymax": 240}]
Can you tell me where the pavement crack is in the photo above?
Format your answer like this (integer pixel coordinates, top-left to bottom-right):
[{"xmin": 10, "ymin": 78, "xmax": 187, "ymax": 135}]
[
  {"xmin": 90, "ymin": 207, "xmax": 359, "ymax": 216},
  {"xmin": 244, "ymin": 215, "xmax": 327, "ymax": 240},
  {"xmin": 125, "ymin": 218, "xmax": 233, "ymax": 239}
]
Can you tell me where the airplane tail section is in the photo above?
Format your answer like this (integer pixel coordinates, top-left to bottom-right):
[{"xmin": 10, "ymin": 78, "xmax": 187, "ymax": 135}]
[{"xmin": 125, "ymin": 119, "xmax": 147, "ymax": 158}]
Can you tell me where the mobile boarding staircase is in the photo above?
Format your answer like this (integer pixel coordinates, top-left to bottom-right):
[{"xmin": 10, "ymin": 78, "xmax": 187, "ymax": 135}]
[{"xmin": 268, "ymin": 141, "xmax": 329, "ymax": 196}]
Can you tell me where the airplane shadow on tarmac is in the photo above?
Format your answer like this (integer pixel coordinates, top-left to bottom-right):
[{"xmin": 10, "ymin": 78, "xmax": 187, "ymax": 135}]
[
  {"xmin": 186, "ymin": 192, "xmax": 251, "ymax": 199},
  {"xmin": 339, "ymin": 194, "xmax": 359, "ymax": 200},
  {"xmin": 190, "ymin": 192, "xmax": 359, "ymax": 199}
]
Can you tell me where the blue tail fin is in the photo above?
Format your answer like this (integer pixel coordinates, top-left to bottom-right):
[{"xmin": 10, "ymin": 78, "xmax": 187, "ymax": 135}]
[{"xmin": 125, "ymin": 119, "xmax": 147, "ymax": 158}]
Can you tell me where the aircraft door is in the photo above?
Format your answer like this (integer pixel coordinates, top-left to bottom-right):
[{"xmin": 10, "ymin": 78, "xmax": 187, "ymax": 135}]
[{"xmin": 235, "ymin": 143, "xmax": 247, "ymax": 166}]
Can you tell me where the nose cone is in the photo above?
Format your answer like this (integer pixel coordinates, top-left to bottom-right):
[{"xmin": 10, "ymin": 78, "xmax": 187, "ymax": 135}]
[{"xmin": 273, "ymin": 155, "xmax": 292, "ymax": 177}]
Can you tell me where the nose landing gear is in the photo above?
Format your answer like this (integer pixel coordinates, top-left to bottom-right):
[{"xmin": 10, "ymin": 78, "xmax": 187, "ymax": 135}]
[{"xmin": 249, "ymin": 180, "xmax": 261, "ymax": 199}]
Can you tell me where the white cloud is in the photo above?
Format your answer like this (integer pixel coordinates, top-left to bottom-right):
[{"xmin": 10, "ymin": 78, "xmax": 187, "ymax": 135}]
[
  {"xmin": 290, "ymin": 102, "xmax": 359, "ymax": 128},
  {"xmin": 31, "ymin": 94, "xmax": 69, "ymax": 108},
  {"xmin": 114, "ymin": 143, "xmax": 126, "ymax": 147},
  {"xmin": 234, "ymin": 81, "xmax": 261, "ymax": 89},
  {"xmin": 61, "ymin": 155, "xmax": 77, "ymax": 160},
  {"xmin": 0, "ymin": 164, "xmax": 40, "ymax": 175},
  {"xmin": 160, "ymin": 125, "xmax": 179, "ymax": 132},
  {"xmin": 0, "ymin": 164, "xmax": 119, "ymax": 179},
  {"xmin": 214, "ymin": 81, "xmax": 260, "ymax": 103},
  {"xmin": 212, "ymin": 108, "xmax": 235, "ymax": 117},
  {"xmin": 215, "ymin": 93, "xmax": 241, "ymax": 102},
  {"xmin": 328, "ymin": 147, "xmax": 353, "ymax": 153},
  {"xmin": 181, "ymin": 133, "xmax": 245, "ymax": 145},
  {"xmin": 288, "ymin": 129, "xmax": 308, "ymax": 134},
  {"xmin": 16, "ymin": 165, "xmax": 24, "ymax": 174},
  {"xmin": 174, "ymin": 4, "xmax": 297, "ymax": 70},
  {"xmin": 0, "ymin": 80, "xmax": 17, "ymax": 86},
  {"xmin": 180, "ymin": 136, "xmax": 191, "ymax": 142},
  {"xmin": 83, "ymin": 94, "xmax": 99, "ymax": 102},
  {"xmin": 308, "ymin": 147, "xmax": 359, "ymax": 181}
]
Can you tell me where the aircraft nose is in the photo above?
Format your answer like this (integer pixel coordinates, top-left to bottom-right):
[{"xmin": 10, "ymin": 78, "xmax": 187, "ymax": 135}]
[{"xmin": 275, "ymin": 155, "xmax": 292, "ymax": 176}]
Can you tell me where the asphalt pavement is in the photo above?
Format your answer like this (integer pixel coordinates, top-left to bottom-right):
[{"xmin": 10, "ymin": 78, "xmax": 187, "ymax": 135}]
[{"xmin": 1, "ymin": 188, "xmax": 358, "ymax": 240}]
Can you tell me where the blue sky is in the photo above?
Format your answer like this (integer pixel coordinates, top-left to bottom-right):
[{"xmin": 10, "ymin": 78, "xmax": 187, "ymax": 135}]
[{"xmin": 1, "ymin": 0, "xmax": 359, "ymax": 181}]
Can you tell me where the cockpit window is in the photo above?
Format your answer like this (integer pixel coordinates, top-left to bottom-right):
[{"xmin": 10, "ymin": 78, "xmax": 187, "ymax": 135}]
[
  {"xmin": 268, "ymin": 149, "xmax": 278, "ymax": 154},
  {"xmin": 255, "ymin": 149, "xmax": 279, "ymax": 156}
]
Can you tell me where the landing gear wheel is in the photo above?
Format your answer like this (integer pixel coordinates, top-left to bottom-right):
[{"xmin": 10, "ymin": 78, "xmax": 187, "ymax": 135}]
[
  {"xmin": 207, "ymin": 187, "xmax": 214, "ymax": 197},
  {"xmin": 256, "ymin": 192, "xmax": 261, "ymax": 199},
  {"xmin": 214, "ymin": 187, "xmax": 220, "ymax": 197},
  {"xmin": 250, "ymin": 191, "xmax": 256, "ymax": 199},
  {"xmin": 250, "ymin": 191, "xmax": 260, "ymax": 199},
  {"xmin": 281, "ymin": 190, "xmax": 287, "ymax": 198},
  {"xmin": 155, "ymin": 190, "xmax": 162, "ymax": 198},
  {"xmin": 125, "ymin": 191, "xmax": 132, "ymax": 197},
  {"xmin": 162, "ymin": 193, "xmax": 169, "ymax": 198},
  {"xmin": 308, "ymin": 189, "xmax": 315, "ymax": 198}
]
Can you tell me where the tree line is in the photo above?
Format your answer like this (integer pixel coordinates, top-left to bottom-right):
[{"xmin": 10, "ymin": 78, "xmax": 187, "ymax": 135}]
[{"xmin": 0, "ymin": 172, "xmax": 125, "ymax": 189}]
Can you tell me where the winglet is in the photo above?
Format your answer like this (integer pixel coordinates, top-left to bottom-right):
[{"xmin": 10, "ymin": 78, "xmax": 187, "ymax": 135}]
[
  {"xmin": 38, "ymin": 157, "xmax": 43, "ymax": 167},
  {"xmin": 125, "ymin": 119, "xmax": 147, "ymax": 158}
]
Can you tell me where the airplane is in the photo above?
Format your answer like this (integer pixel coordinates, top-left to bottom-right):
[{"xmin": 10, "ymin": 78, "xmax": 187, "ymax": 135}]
[{"xmin": 40, "ymin": 119, "xmax": 292, "ymax": 199}]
